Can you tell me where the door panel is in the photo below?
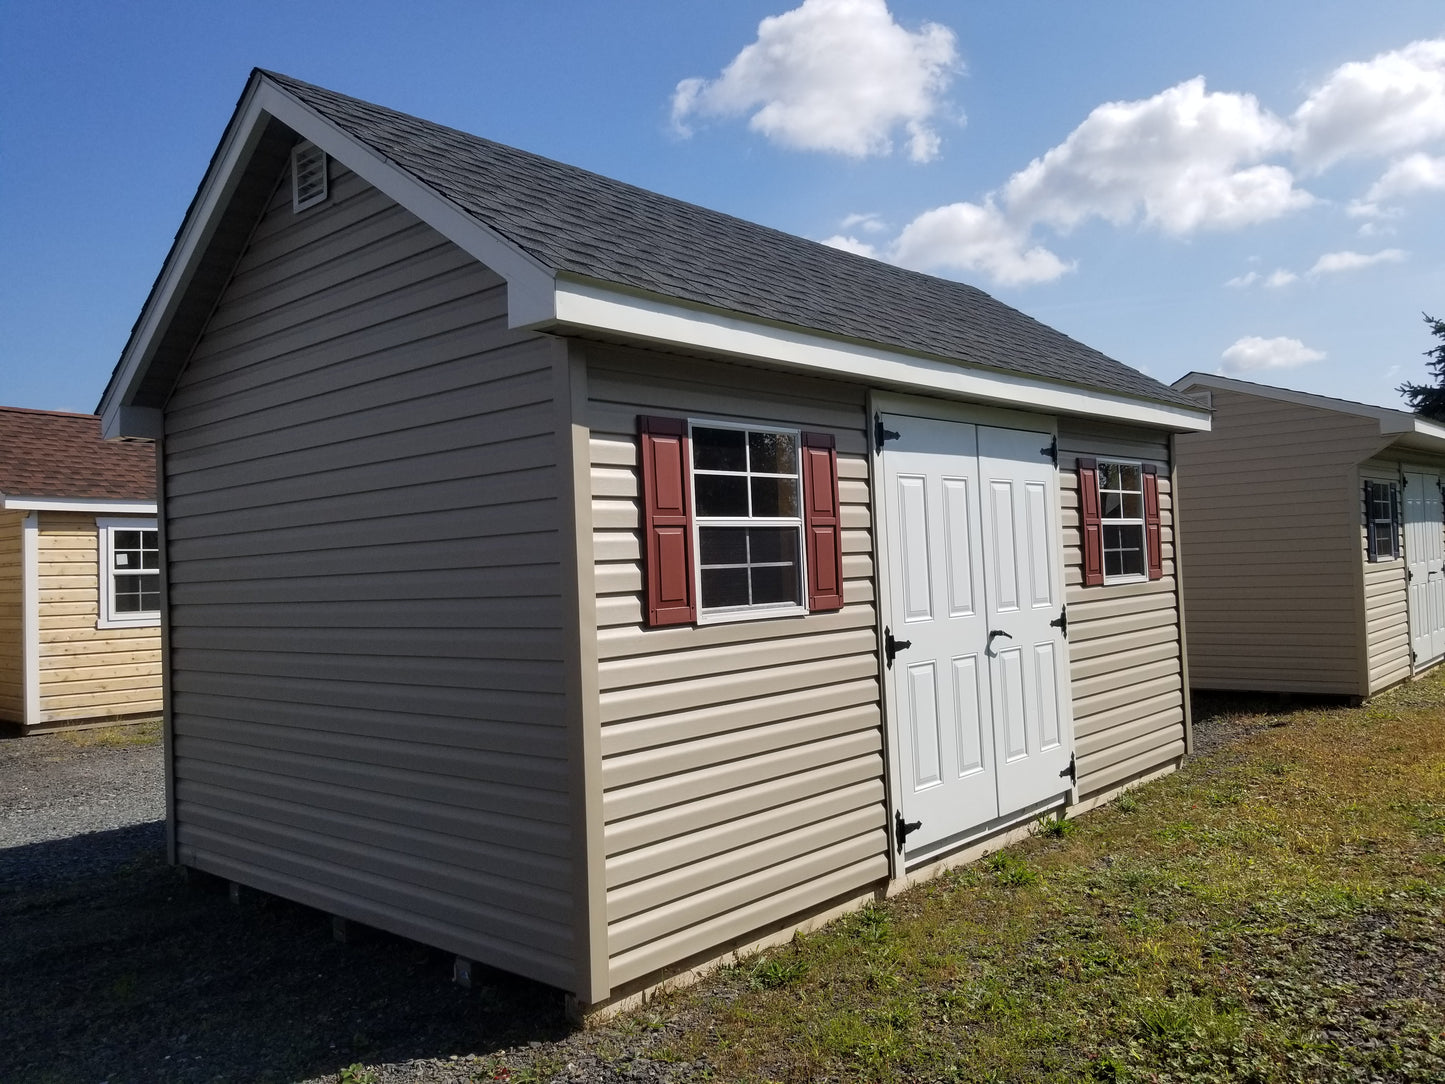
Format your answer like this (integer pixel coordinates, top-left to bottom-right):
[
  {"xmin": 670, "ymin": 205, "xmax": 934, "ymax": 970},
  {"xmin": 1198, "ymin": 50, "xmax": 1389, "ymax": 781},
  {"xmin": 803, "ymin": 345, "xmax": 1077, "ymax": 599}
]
[
  {"xmin": 1404, "ymin": 470, "xmax": 1445, "ymax": 668},
  {"xmin": 882, "ymin": 414, "xmax": 1074, "ymax": 859}
]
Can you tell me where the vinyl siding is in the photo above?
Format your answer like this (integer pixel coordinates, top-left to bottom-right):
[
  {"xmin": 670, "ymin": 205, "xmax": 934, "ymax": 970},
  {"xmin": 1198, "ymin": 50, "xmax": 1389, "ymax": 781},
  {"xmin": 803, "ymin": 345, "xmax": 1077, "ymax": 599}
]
[
  {"xmin": 1360, "ymin": 459, "xmax": 1411, "ymax": 693},
  {"xmin": 585, "ymin": 345, "xmax": 887, "ymax": 991},
  {"xmin": 1173, "ymin": 389, "xmax": 1391, "ymax": 696},
  {"xmin": 163, "ymin": 161, "xmax": 574, "ymax": 989},
  {"xmin": 32, "ymin": 512, "xmax": 162, "ymax": 724},
  {"xmin": 1058, "ymin": 422, "xmax": 1186, "ymax": 797},
  {"xmin": 0, "ymin": 511, "xmax": 23, "ymax": 723}
]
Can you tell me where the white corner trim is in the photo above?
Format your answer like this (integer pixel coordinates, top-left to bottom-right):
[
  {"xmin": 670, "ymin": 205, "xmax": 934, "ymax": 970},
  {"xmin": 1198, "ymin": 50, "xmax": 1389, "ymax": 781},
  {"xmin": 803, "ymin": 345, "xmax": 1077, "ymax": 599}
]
[
  {"xmin": 2, "ymin": 497, "xmax": 157, "ymax": 514},
  {"xmin": 553, "ymin": 278, "xmax": 1212, "ymax": 432},
  {"xmin": 21, "ymin": 512, "xmax": 39, "ymax": 727}
]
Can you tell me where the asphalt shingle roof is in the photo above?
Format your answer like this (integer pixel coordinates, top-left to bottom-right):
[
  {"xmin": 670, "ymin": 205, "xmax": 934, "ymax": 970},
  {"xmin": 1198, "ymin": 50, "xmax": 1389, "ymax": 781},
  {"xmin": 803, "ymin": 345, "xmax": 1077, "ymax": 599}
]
[
  {"xmin": 265, "ymin": 72, "xmax": 1200, "ymax": 412},
  {"xmin": 0, "ymin": 408, "xmax": 155, "ymax": 502}
]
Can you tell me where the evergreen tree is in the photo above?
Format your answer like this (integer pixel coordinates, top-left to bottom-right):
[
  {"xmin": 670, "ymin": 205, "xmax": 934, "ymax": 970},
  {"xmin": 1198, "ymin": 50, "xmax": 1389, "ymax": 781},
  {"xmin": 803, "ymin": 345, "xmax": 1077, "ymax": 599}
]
[{"xmin": 1397, "ymin": 313, "xmax": 1445, "ymax": 420}]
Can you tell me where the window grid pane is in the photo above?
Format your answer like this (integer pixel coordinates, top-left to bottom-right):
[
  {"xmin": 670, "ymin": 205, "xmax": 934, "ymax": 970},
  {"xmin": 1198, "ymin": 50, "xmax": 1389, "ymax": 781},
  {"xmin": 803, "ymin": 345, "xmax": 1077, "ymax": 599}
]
[
  {"xmin": 1097, "ymin": 461, "xmax": 1146, "ymax": 579},
  {"xmin": 109, "ymin": 527, "xmax": 160, "ymax": 617}
]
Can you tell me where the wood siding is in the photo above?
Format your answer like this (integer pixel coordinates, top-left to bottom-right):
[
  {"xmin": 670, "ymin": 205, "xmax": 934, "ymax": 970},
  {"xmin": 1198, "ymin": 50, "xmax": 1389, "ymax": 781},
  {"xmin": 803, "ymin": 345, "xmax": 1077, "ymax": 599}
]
[
  {"xmin": 0, "ymin": 511, "xmax": 23, "ymax": 723},
  {"xmin": 585, "ymin": 346, "xmax": 888, "ymax": 990},
  {"xmin": 32, "ymin": 512, "xmax": 163, "ymax": 724},
  {"xmin": 1058, "ymin": 422, "xmax": 1186, "ymax": 797},
  {"xmin": 1174, "ymin": 389, "xmax": 1392, "ymax": 697},
  {"xmin": 162, "ymin": 162, "xmax": 574, "ymax": 989}
]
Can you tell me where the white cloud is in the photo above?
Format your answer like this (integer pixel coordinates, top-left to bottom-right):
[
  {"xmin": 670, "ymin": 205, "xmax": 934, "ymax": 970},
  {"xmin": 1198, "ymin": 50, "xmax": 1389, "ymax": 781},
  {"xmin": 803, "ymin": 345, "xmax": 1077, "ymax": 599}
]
[
  {"xmin": 889, "ymin": 200, "xmax": 1074, "ymax": 285},
  {"xmin": 1225, "ymin": 271, "xmax": 1261, "ymax": 288},
  {"xmin": 1292, "ymin": 38, "xmax": 1445, "ymax": 171},
  {"xmin": 671, "ymin": 0, "xmax": 959, "ymax": 162},
  {"xmin": 1307, "ymin": 248, "xmax": 1407, "ymax": 275},
  {"xmin": 1000, "ymin": 77, "xmax": 1312, "ymax": 235},
  {"xmin": 1221, "ymin": 336, "xmax": 1326, "ymax": 373},
  {"xmin": 820, "ymin": 234, "xmax": 879, "ymax": 257},
  {"xmin": 1267, "ymin": 269, "xmax": 1298, "ymax": 288},
  {"xmin": 840, "ymin": 212, "xmax": 888, "ymax": 234},
  {"xmin": 1363, "ymin": 151, "xmax": 1445, "ymax": 203},
  {"xmin": 1224, "ymin": 267, "xmax": 1298, "ymax": 289}
]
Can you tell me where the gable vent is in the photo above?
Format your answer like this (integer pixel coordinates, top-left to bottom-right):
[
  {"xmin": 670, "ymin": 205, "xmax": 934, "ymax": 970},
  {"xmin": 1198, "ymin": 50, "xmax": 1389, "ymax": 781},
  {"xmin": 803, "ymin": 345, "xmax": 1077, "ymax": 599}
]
[{"xmin": 291, "ymin": 141, "xmax": 328, "ymax": 211}]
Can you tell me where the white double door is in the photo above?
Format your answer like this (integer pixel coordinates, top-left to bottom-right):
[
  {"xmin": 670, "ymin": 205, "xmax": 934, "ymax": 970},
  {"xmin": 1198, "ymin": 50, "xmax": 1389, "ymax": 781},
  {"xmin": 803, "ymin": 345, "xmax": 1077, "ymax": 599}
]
[
  {"xmin": 882, "ymin": 413, "xmax": 1073, "ymax": 858},
  {"xmin": 1403, "ymin": 468, "xmax": 1445, "ymax": 669}
]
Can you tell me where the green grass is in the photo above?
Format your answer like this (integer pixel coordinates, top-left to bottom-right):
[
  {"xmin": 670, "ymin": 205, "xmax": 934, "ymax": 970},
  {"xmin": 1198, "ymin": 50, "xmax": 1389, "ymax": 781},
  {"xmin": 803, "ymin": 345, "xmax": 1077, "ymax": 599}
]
[
  {"xmin": 54, "ymin": 717, "xmax": 162, "ymax": 748},
  {"xmin": 643, "ymin": 672, "xmax": 1445, "ymax": 1083}
]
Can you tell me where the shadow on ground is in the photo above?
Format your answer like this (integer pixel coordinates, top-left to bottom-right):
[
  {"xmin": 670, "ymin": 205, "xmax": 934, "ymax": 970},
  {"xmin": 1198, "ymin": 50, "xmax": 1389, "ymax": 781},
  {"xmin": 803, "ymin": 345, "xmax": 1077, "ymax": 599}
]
[{"xmin": 0, "ymin": 830, "xmax": 571, "ymax": 1084}]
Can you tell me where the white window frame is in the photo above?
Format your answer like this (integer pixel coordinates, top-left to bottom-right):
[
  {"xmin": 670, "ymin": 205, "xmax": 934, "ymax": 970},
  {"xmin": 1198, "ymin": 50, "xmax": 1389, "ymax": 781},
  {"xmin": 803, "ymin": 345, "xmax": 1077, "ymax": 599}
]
[
  {"xmin": 1097, "ymin": 459, "xmax": 1149, "ymax": 585},
  {"xmin": 97, "ymin": 518, "xmax": 161, "ymax": 629},
  {"xmin": 687, "ymin": 418, "xmax": 808, "ymax": 624}
]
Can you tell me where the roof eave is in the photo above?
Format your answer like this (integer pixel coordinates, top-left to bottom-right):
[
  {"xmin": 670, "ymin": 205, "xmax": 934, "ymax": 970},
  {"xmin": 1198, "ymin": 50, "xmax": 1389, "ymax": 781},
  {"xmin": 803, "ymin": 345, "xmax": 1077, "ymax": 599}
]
[
  {"xmin": 98, "ymin": 71, "xmax": 558, "ymax": 440},
  {"xmin": 541, "ymin": 276, "xmax": 1211, "ymax": 432}
]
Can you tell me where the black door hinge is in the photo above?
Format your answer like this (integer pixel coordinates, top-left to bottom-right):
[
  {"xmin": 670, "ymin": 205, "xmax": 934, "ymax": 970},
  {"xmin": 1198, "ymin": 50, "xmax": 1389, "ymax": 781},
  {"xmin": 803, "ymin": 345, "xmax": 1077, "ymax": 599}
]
[
  {"xmin": 1060, "ymin": 753, "xmax": 1076, "ymax": 785},
  {"xmin": 1049, "ymin": 605, "xmax": 1068, "ymax": 638},
  {"xmin": 875, "ymin": 413, "xmax": 901, "ymax": 454},
  {"xmin": 884, "ymin": 626, "xmax": 913, "ymax": 669},
  {"xmin": 895, "ymin": 809, "xmax": 922, "ymax": 852},
  {"xmin": 1040, "ymin": 434, "xmax": 1058, "ymax": 466}
]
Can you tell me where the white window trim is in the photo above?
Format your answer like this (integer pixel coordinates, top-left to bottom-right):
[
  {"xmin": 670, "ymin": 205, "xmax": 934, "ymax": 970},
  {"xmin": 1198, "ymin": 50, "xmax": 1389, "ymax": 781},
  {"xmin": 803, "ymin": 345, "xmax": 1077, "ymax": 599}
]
[
  {"xmin": 97, "ymin": 517, "xmax": 161, "ymax": 629},
  {"xmin": 687, "ymin": 418, "xmax": 809, "ymax": 624},
  {"xmin": 1097, "ymin": 458, "xmax": 1149, "ymax": 585}
]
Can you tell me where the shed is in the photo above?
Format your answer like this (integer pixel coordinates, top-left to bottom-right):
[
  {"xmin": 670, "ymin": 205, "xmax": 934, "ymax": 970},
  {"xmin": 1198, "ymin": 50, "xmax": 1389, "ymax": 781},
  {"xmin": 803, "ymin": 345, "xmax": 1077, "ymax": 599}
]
[
  {"xmin": 1172, "ymin": 372, "xmax": 1445, "ymax": 698},
  {"xmin": 0, "ymin": 407, "xmax": 161, "ymax": 730},
  {"xmin": 96, "ymin": 70, "xmax": 1211, "ymax": 1012}
]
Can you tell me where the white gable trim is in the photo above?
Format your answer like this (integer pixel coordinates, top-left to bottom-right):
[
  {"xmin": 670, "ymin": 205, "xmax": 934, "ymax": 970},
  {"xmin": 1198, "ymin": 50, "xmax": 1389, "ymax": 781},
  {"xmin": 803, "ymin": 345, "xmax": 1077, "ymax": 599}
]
[
  {"xmin": 100, "ymin": 74, "xmax": 557, "ymax": 440},
  {"xmin": 549, "ymin": 278, "xmax": 1211, "ymax": 432},
  {"xmin": 1175, "ymin": 371, "xmax": 1445, "ymax": 446}
]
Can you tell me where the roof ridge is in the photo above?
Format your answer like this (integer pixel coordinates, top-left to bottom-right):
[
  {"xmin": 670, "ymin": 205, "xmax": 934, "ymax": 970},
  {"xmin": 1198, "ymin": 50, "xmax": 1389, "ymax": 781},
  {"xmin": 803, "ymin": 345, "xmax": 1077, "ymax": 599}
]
[{"xmin": 0, "ymin": 405, "xmax": 102, "ymax": 420}]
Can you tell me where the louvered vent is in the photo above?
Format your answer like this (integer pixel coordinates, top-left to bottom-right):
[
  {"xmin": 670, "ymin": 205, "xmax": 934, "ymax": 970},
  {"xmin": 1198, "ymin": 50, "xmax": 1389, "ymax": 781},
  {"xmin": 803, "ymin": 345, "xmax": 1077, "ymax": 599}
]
[{"xmin": 291, "ymin": 141, "xmax": 328, "ymax": 211}]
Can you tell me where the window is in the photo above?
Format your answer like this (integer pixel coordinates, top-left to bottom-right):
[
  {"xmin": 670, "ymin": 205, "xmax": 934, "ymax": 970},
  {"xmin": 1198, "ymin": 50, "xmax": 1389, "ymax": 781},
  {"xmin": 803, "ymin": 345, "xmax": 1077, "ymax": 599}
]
[
  {"xmin": 1098, "ymin": 461, "xmax": 1147, "ymax": 580},
  {"xmin": 98, "ymin": 519, "xmax": 160, "ymax": 628},
  {"xmin": 637, "ymin": 415, "xmax": 844, "ymax": 626},
  {"xmin": 1365, "ymin": 480, "xmax": 1400, "ymax": 562},
  {"xmin": 1076, "ymin": 457, "xmax": 1163, "ymax": 586},
  {"xmin": 691, "ymin": 423, "xmax": 804, "ymax": 616}
]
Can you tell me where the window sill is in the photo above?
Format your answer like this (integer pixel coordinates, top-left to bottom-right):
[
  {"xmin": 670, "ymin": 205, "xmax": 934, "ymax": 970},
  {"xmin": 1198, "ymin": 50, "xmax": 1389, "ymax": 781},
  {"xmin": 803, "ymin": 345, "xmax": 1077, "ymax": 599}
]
[
  {"xmin": 1101, "ymin": 574, "xmax": 1149, "ymax": 587},
  {"xmin": 696, "ymin": 603, "xmax": 809, "ymax": 626},
  {"xmin": 97, "ymin": 615, "xmax": 161, "ymax": 631}
]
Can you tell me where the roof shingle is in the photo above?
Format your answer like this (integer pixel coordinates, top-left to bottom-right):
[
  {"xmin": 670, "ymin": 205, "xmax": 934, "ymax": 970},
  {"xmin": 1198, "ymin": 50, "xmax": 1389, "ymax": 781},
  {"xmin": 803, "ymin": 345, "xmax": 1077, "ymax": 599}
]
[
  {"xmin": 264, "ymin": 72, "xmax": 1200, "ymax": 412},
  {"xmin": 0, "ymin": 408, "xmax": 155, "ymax": 502}
]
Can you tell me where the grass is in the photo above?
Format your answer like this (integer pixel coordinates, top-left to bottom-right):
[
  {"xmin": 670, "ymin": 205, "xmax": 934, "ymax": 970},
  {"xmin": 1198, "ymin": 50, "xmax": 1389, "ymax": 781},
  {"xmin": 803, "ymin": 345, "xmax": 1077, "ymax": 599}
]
[
  {"xmin": 639, "ymin": 672, "xmax": 1445, "ymax": 1083},
  {"xmin": 53, "ymin": 717, "xmax": 162, "ymax": 749}
]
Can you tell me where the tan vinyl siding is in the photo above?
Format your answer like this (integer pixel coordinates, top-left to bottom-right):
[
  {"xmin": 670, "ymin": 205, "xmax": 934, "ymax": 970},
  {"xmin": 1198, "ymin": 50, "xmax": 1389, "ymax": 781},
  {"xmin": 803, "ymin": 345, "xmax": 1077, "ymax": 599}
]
[
  {"xmin": 586, "ymin": 345, "xmax": 888, "ymax": 990},
  {"xmin": 0, "ymin": 511, "xmax": 23, "ymax": 723},
  {"xmin": 1360, "ymin": 459, "xmax": 1411, "ymax": 693},
  {"xmin": 163, "ymin": 161, "xmax": 574, "ymax": 990},
  {"xmin": 1173, "ymin": 389, "xmax": 1392, "ymax": 697},
  {"xmin": 1059, "ymin": 421, "xmax": 1185, "ymax": 797},
  {"xmin": 33, "ymin": 512, "xmax": 162, "ymax": 724}
]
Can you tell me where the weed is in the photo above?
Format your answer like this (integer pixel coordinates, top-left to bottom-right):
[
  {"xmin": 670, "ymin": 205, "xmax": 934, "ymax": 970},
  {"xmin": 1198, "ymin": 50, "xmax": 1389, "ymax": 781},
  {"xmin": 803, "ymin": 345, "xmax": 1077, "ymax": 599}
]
[
  {"xmin": 338, "ymin": 1065, "xmax": 376, "ymax": 1084},
  {"xmin": 986, "ymin": 851, "xmax": 1038, "ymax": 885},
  {"xmin": 746, "ymin": 956, "xmax": 808, "ymax": 990},
  {"xmin": 1114, "ymin": 791, "xmax": 1139, "ymax": 814},
  {"xmin": 55, "ymin": 718, "xmax": 161, "ymax": 748},
  {"xmin": 1035, "ymin": 811, "xmax": 1077, "ymax": 839}
]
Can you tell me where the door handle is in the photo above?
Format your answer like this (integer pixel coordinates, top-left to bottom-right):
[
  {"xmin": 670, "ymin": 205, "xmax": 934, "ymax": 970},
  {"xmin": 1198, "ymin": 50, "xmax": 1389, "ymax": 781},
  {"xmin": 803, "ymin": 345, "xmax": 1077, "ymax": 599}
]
[{"xmin": 987, "ymin": 629, "xmax": 1013, "ymax": 650}]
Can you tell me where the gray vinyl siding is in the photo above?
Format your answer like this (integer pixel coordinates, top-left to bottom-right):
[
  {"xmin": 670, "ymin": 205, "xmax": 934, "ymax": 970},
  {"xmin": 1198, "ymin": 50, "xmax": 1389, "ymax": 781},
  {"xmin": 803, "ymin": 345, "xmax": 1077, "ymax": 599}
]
[
  {"xmin": 0, "ymin": 511, "xmax": 23, "ymax": 723},
  {"xmin": 1174, "ymin": 389, "xmax": 1391, "ymax": 697},
  {"xmin": 162, "ymin": 162, "xmax": 574, "ymax": 988},
  {"xmin": 1058, "ymin": 421, "xmax": 1186, "ymax": 797},
  {"xmin": 585, "ymin": 345, "xmax": 887, "ymax": 991}
]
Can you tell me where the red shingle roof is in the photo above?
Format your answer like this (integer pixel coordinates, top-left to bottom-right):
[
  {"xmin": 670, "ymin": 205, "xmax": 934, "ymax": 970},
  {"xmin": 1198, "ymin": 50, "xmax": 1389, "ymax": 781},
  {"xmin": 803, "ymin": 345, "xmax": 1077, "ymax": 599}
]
[{"xmin": 0, "ymin": 407, "xmax": 155, "ymax": 502}]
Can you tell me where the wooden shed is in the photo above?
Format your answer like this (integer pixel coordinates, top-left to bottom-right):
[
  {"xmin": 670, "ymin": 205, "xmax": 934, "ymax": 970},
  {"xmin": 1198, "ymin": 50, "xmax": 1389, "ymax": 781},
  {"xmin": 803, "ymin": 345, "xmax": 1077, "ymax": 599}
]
[
  {"xmin": 1172, "ymin": 372, "xmax": 1445, "ymax": 698},
  {"xmin": 96, "ymin": 70, "xmax": 1211, "ymax": 1012},
  {"xmin": 0, "ymin": 407, "xmax": 161, "ymax": 730}
]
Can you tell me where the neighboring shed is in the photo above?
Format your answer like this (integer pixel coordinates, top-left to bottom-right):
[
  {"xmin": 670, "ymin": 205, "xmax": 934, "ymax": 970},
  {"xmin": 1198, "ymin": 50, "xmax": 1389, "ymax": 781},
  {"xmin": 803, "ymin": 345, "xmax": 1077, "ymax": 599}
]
[
  {"xmin": 0, "ymin": 407, "xmax": 160, "ymax": 730},
  {"xmin": 1172, "ymin": 372, "xmax": 1445, "ymax": 699},
  {"xmin": 96, "ymin": 70, "xmax": 1211, "ymax": 1012}
]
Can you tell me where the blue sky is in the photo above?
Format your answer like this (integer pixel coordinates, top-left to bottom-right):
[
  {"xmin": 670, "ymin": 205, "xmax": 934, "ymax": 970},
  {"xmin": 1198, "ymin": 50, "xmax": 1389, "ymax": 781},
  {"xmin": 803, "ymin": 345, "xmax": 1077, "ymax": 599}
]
[{"xmin": 3, "ymin": 0, "xmax": 1443, "ymax": 415}]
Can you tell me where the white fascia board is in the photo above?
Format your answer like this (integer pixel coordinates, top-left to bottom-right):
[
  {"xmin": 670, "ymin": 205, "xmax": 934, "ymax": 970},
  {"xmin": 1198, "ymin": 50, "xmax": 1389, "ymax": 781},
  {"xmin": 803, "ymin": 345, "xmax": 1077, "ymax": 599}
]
[
  {"xmin": 550, "ymin": 278, "xmax": 1211, "ymax": 432},
  {"xmin": 100, "ymin": 75, "xmax": 557, "ymax": 440},
  {"xmin": 1175, "ymin": 371, "xmax": 1445, "ymax": 447},
  {"xmin": 2, "ymin": 497, "xmax": 157, "ymax": 514}
]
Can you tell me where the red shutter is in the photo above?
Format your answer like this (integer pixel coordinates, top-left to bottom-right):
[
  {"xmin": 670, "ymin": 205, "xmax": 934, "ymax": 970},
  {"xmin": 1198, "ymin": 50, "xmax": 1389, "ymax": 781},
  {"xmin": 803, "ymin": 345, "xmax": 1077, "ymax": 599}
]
[
  {"xmin": 801, "ymin": 431, "xmax": 844, "ymax": 611},
  {"xmin": 638, "ymin": 416, "xmax": 695, "ymax": 626},
  {"xmin": 1142, "ymin": 464, "xmax": 1163, "ymax": 581},
  {"xmin": 1077, "ymin": 457, "xmax": 1104, "ymax": 587}
]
